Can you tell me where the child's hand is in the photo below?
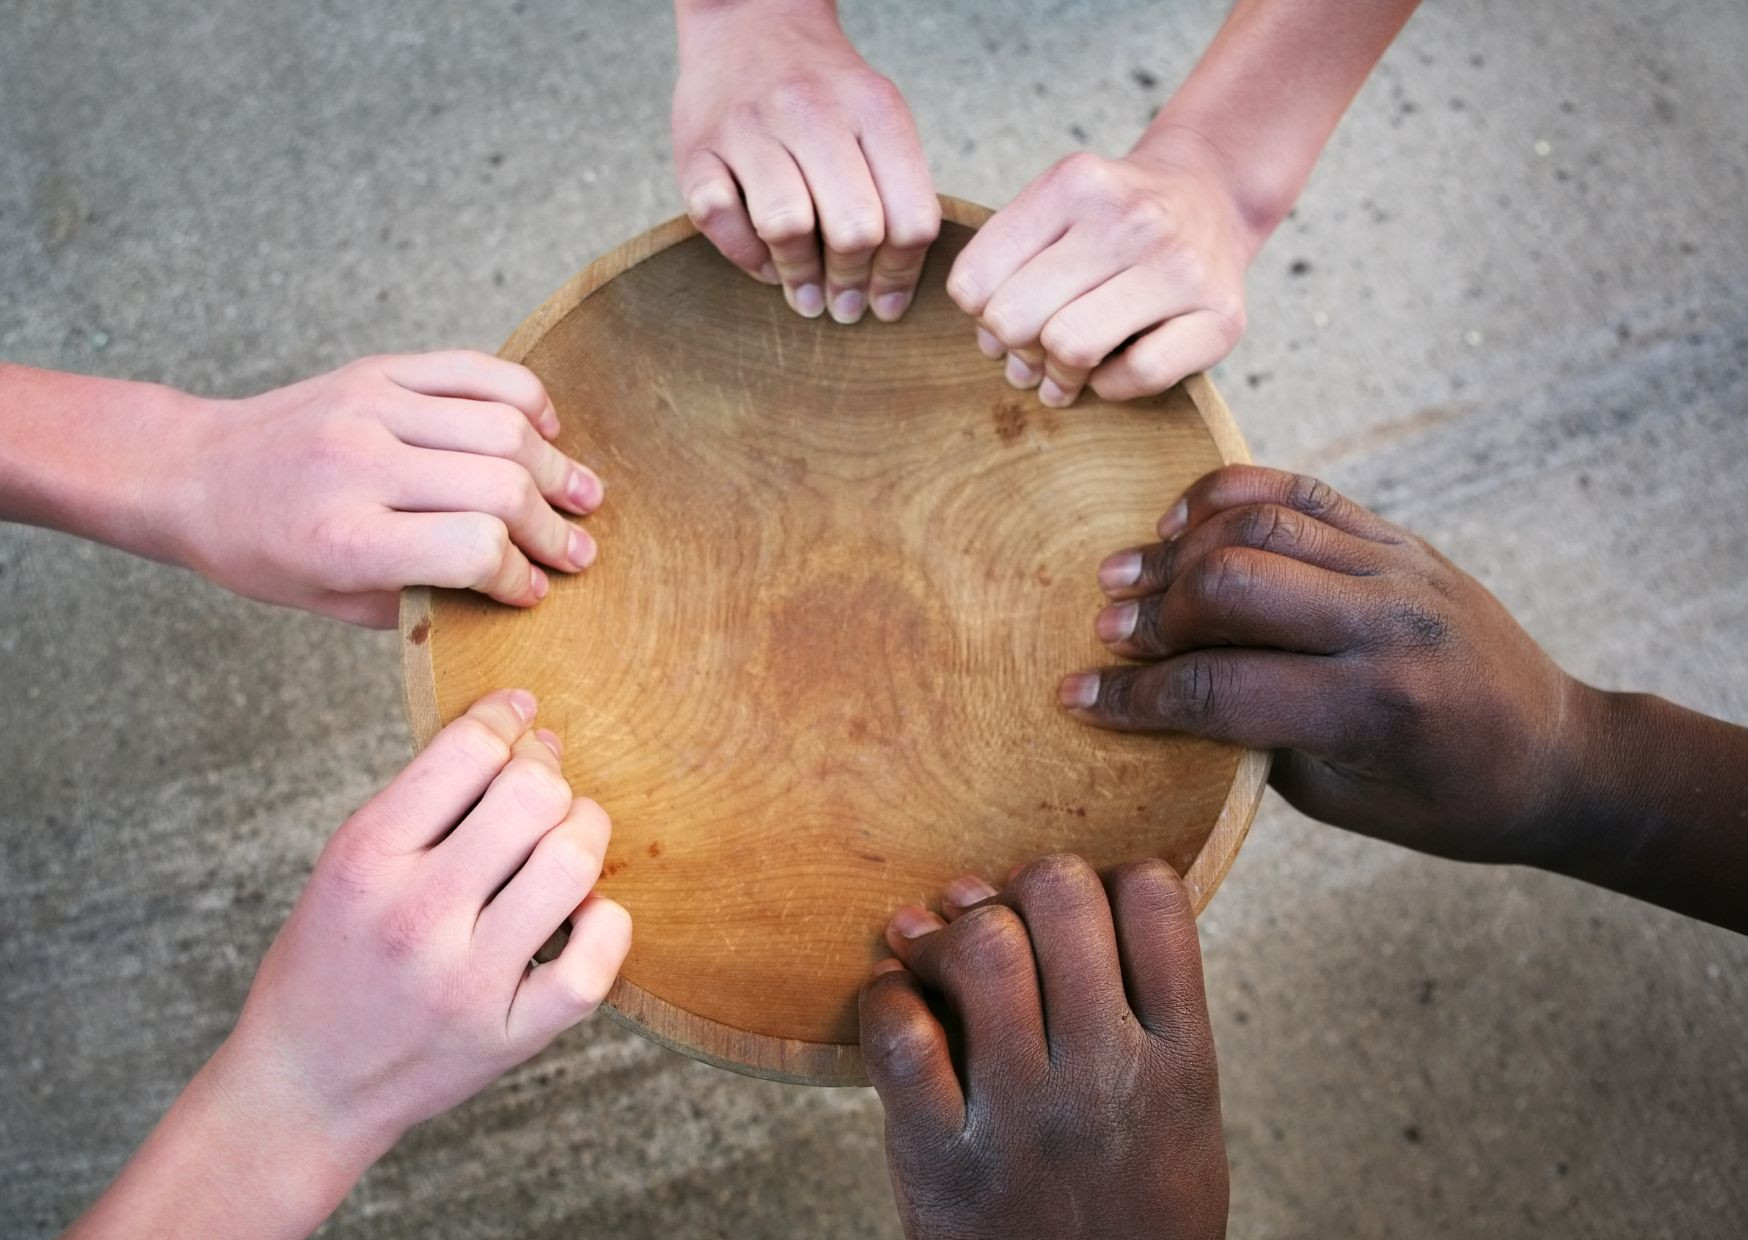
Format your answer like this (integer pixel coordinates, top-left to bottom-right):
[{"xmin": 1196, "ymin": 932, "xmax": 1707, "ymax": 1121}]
[
  {"xmin": 181, "ymin": 351, "xmax": 602, "ymax": 627},
  {"xmin": 948, "ymin": 133, "xmax": 1257, "ymax": 408},
  {"xmin": 671, "ymin": 0, "xmax": 940, "ymax": 324},
  {"xmin": 230, "ymin": 687, "xmax": 630, "ymax": 1144},
  {"xmin": 861, "ymin": 855, "xmax": 1228, "ymax": 1240},
  {"xmin": 1061, "ymin": 465, "xmax": 1589, "ymax": 867},
  {"xmin": 68, "ymin": 690, "xmax": 630, "ymax": 1239}
]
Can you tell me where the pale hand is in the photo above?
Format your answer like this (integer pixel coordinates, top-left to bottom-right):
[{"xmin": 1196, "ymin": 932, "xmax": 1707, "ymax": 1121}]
[
  {"xmin": 672, "ymin": 1, "xmax": 940, "ymax": 324},
  {"xmin": 949, "ymin": 134, "xmax": 1258, "ymax": 408},
  {"xmin": 180, "ymin": 351, "xmax": 604, "ymax": 627}
]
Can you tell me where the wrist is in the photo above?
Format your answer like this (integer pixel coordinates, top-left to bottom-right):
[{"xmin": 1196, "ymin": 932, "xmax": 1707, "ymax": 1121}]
[
  {"xmin": 193, "ymin": 1032, "xmax": 388, "ymax": 1224},
  {"xmin": 1126, "ymin": 123, "xmax": 1273, "ymax": 263},
  {"xmin": 675, "ymin": 0, "xmax": 840, "ymax": 59},
  {"xmin": 1530, "ymin": 685, "xmax": 1667, "ymax": 888}
]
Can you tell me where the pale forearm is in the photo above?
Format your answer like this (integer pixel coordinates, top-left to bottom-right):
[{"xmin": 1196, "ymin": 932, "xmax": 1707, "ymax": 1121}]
[
  {"xmin": 675, "ymin": 0, "xmax": 837, "ymax": 58},
  {"xmin": 0, "ymin": 364, "xmax": 206, "ymax": 567},
  {"xmin": 65, "ymin": 1041, "xmax": 375, "ymax": 1240},
  {"xmin": 1136, "ymin": 0, "xmax": 1420, "ymax": 241}
]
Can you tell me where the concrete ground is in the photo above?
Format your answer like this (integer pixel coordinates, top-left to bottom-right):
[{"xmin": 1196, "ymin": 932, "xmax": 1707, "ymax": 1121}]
[{"xmin": 3, "ymin": 0, "xmax": 1746, "ymax": 1235}]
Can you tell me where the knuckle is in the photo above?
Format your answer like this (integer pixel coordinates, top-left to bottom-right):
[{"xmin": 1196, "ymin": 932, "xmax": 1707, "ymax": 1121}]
[
  {"xmin": 685, "ymin": 179, "xmax": 740, "ymax": 226},
  {"xmin": 1384, "ymin": 599, "xmax": 1452, "ymax": 650},
  {"xmin": 1285, "ymin": 472, "xmax": 1340, "ymax": 517},
  {"xmin": 859, "ymin": 73, "xmax": 906, "ymax": 115},
  {"xmin": 502, "ymin": 758, "xmax": 572, "ymax": 820},
  {"xmin": 945, "ymin": 904, "xmax": 1029, "ymax": 972},
  {"xmin": 1125, "ymin": 196, "xmax": 1176, "ymax": 243},
  {"xmin": 1052, "ymin": 149, "xmax": 1109, "ymax": 190},
  {"xmin": 543, "ymin": 831, "xmax": 602, "ymax": 891},
  {"xmin": 551, "ymin": 964, "xmax": 610, "ymax": 1015},
  {"xmin": 449, "ymin": 716, "xmax": 514, "ymax": 770},
  {"xmin": 1041, "ymin": 319, "xmax": 1102, "ymax": 369},
  {"xmin": 460, "ymin": 517, "xmax": 513, "ymax": 584},
  {"xmin": 483, "ymin": 403, "xmax": 536, "ymax": 458},
  {"xmin": 1129, "ymin": 350, "xmax": 1180, "ymax": 394},
  {"xmin": 375, "ymin": 886, "xmax": 450, "ymax": 963},
  {"xmin": 981, "ymin": 303, "xmax": 1028, "ymax": 348},
  {"xmin": 1012, "ymin": 853, "xmax": 1100, "ymax": 907},
  {"xmin": 862, "ymin": 993, "xmax": 939, "ymax": 1080},
  {"xmin": 1185, "ymin": 546, "xmax": 1259, "ymax": 621},
  {"xmin": 883, "ymin": 204, "xmax": 941, "ymax": 250},
  {"xmin": 753, "ymin": 202, "xmax": 815, "ymax": 245},
  {"xmin": 1235, "ymin": 504, "xmax": 1302, "ymax": 557},
  {"xmin": 1162, "ymin": 655, "xmax": 1229, "ymax": 726},
  {"xmin": 825, "ymin": 213, "xmax": 885, "ymax": 255}
]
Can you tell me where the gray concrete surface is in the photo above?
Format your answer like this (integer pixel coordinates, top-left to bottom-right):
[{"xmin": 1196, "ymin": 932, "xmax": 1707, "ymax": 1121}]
[{"xmin": 3, "ymin": 0, "xmax": 1747, "ymax": 1235}]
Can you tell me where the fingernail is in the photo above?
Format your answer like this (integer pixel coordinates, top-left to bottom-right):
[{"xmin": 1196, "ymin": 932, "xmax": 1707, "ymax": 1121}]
[
  {"xmin": 976, "ymin": 326, "xmax": 1005, "ymax": 359},
  {"xmin": 1158, "ymin": 498, "xmax": 1190, "ymax": 541},
  {"xmin": 791, "ymin": 283, "xmax": 826, "ymax": 318},
  {"xmin": 567, "ymin": 468, "xmax": 603, "ymax": 513},
  {"xmin": 890, "ymin": 904, "xmax": 944, "ymax": 940},
  {"xmin": 539, "ymin": 403, "xmax": 561, "ymax": 439},
  {"xmin": 530, "ymin": 565, "xmax": 550, "ymax": 600},
  {"xmin": 568, "ymin": 526, "xmax": 597, "ymax": 570},
  {"xmin": 873, "ymin": 291, "xmax": 911, "ymax": 322},
  {"xmin": 871, "ymin": 957, "xmax": 907, "ymax": 975},
  {"xmin": 944, "ymin": 874, "xmax": 997, "ymax": 908},
  {"xmin": 830, "ymin": 288, "xmax": 867, "ymax": 324},
  {"xmin": 1039, "ymin": 377, "xmax": 1071, "ymax": 408},
  {"xmin": 536, "ymin": 728, "xmax": 564, "ymax": 758},
  {"xmin": 1059, "ymin": 671, "xmax": 1100, "ymax": 709},
  {"xmin": 509, "ymin": 689, "xmax": 538, "ymax": 722},
  {"xmin": 1005, "ymin": 352, "xmax": 1042, "ymax": 389},
  {"xmin": 756, "ymin": 261, "xmax": 780, "ymax": 285},
  {"xmin": 1096, "ymin": 601, "xmax": 1139, "ymax": 644},
  {"xmin": 1099, "ymin": 549, "xmax": 1142, "ymax": 592}
]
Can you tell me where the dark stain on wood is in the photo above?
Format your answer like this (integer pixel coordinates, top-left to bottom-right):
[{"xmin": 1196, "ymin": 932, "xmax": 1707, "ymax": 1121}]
[
  {"xmin": 993, "ymin": 401, "xmax": 1027, "ymax": 443},
  {"xmin": 407, "ymin": 618, "xmax": 430, "ymax": 645}
]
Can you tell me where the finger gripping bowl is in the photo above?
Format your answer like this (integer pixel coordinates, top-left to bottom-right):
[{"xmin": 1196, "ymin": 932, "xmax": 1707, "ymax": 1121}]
[{"xmin": 401, "ymin": 198, "xmax": 1267, "ymax": 1086}]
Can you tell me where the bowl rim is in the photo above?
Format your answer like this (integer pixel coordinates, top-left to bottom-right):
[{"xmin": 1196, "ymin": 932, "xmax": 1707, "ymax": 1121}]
[{"xmin": 399, "ymin": 196, "xmax": 1270, "ymax": 1086}]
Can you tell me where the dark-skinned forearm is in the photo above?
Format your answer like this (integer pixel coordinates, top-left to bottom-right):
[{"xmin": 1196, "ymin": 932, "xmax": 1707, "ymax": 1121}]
[{"xmin": 1545, "ymin": 687, "xmax": 1748, "ymax": 932}]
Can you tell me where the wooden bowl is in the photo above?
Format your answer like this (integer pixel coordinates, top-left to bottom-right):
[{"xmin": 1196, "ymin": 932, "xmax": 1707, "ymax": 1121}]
[{"xmin": 401, "ymin": 198, "xmax": 1266, "ymax": 1086}]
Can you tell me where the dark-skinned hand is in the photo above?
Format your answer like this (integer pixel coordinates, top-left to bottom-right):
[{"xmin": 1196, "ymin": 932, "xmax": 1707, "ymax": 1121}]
[
  {"xmin": 1058, "ymin": 464, "xmax": 1585, "ymax": 867},
  {"xmin": 859, "ymin": 855, "xmax": 1229, "ymax": 1240}
]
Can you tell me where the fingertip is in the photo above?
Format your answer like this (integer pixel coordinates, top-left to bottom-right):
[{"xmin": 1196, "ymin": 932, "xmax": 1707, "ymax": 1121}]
[
  {"xmin": 536, "ymin": 727, "xmax": 563, "ymax": 759},
  {"xmin": 941, "ymin": 873, "xmax": 997, "ymax": 914},
  {"xmin": 1005, "ymin": 352, "xmax": 1043, "ymax": 389},
  {"xmin": 1058, "ymin": 671, "xmax": 1100, "ymax": 710},
  {"xmin": 1158, "ymin": 497, "xmax": 1190, "ymax": 541},
  {"xmin": 538, "ymin": 403, "xmax": 561, "ymax": 440},
  {"xmin": 567, "ymin": 524, "xmax": 597, "ymax": 571},
  {"xmin": 529, "ymin": 564, "xmax": 550, "ymax": 601},
  {"xmin": 871, "ymin": 291, "xmax": 911, "ymax": 322},
  {"xmin": 885, "ymin": 903, "xmax": 945, "ymax": 954},
  {"xmin": 871, "ymin": 956, "xmax": 908, "ymax": 976},
  {"xmin": 1099, "ymin": 549, "xmax": 1143, "ymax": 594},
  {"xmin": 1038, "ymin": 376, "xmax": 1079, "ymax": 408},
  {"xmin": 786, "ymin": 282, "xmax": 826, "ymax": 319},
  {"xmin": 509, "ymin": 689, "xmax": 538, "ymax": 724},
  {"xmin": 565, "ymin": 466, "xmax": 604, "ymax": 515}
]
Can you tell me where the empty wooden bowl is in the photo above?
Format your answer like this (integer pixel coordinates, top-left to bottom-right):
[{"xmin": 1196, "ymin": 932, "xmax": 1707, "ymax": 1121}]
[{"xmin": 401, "ymin": 198, "xmax": 1266, "ymax": 1086}]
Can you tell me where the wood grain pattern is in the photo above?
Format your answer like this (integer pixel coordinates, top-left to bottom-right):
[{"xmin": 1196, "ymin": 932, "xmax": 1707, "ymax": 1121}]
[{"xmin": 402, "ymin": 199, "xmax": 1267, "ymax": 1086}]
